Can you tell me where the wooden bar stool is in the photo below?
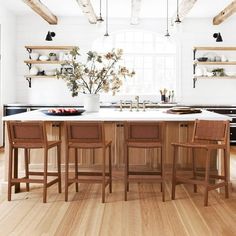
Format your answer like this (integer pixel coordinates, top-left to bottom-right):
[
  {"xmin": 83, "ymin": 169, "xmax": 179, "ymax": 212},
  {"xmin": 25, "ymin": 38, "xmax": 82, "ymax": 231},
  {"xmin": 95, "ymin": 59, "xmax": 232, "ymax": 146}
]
[
  {"xmin": 64, "ymin": 122, "xmax": 112, "ymax": 203},
  {"xmin": 171, "ymin": 119, "xmax": 230, "ymax": 206},
  {"xmin": 124, "ymin": 122, "xmax": 165, "ymax": 201},
  {"xmin": 7, "ymin": 121, "xmax": 61, "ymax": 203}
]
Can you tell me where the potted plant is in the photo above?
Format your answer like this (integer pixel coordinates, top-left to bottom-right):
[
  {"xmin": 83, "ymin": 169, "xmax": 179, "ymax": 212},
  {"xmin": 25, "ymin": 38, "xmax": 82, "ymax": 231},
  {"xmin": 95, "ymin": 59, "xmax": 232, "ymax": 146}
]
[
  {"xmin": 49, "ymin": 52, "xmax": 57, "ymax": 61},
  {"xmin": 57, "ymin": 47, "xmax": 135, "ymax": 112},
  {"xmin": 212, "ymin": 68, "xmax": 225, "ymax": 76}
]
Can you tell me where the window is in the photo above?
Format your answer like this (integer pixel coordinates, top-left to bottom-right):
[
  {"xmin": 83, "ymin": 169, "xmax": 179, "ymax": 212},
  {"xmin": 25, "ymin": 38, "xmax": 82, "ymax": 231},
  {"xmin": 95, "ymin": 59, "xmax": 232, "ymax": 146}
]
[{"xmin": 92, "ymin": 30, "xmax": 177, "ymax": 96}]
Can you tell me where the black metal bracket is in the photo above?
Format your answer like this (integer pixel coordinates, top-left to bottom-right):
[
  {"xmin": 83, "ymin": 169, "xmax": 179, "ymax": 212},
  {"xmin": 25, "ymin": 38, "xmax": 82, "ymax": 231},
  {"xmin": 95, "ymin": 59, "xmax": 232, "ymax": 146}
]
[
  {"xmin": 26, "ymin": 63, "xmax": 32, "ymax": 70},
  {"xmin": 26, "ymin": 48, "xmax": 32, "ymax": 59},
  {"xmin": 193, "ymin": 48, "xmax": 196, "ymax": 60},
  {"xmin": 26, "ymin": 77, "xmax": 32, "ymax": 88},
  {"xmin": 193, "ymin": 77, "xmax": 197, "ymax": 88}
]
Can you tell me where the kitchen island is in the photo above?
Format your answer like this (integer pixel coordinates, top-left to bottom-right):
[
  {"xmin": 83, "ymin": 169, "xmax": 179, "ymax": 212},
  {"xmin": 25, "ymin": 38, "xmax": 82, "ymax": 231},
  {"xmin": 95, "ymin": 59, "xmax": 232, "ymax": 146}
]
[{"xmin": 2, "ymin": 108, "xmax": 231, "ymax": 192}]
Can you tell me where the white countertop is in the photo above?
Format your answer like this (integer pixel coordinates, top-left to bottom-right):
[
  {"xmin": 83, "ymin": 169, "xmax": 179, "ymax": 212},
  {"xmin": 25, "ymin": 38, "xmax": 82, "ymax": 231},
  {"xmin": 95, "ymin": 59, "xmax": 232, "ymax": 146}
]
[{"xmin": 2, "ymin": 108, "xmax": 232, "ymax": 122}]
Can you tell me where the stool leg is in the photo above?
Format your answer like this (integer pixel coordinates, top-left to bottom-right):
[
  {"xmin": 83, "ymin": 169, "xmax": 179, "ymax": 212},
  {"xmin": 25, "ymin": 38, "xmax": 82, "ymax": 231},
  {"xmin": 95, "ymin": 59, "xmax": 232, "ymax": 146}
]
[
  {"xmin": 14, "ymin": 148, "xmax": 20, "ymax": 193},
  {"xmin": 127, "ymin": 147, "xmax": 129, "ymax": 192},
  {"xmin": 65, "ymin": 146, "xmax": 69, "ymax": 202},
  {"xmin": 108, "ymin": 145, "xmax": 112, "ymax": 193},
  {"xmin": 24, "ymin": 148, "xmax": 30, "ymax": 192},
  {"xmin": 8, "ymin": 147, "xmax": 13, "ymax": 201},
  {"xmin": 161, "ymin": 147, "xmax": 165, "ymax": 202},
  {"xmin": 224, "ymin": 148, "xmax": 229, "ymax": 199},
  {"xmin": 75, "ymin": 148, "xmax": 79, "ymax": 192},
  {"xmin": 204, "ymin": 150, "xmax": 210, "ymax": 206},
  {"xmin": 102, "ymin": 147, "xmax": 106, "ymax": 203},
  {"xmin": 192, "ymin": 148, "xmax": 197, "ymax": 193},
  {"xmin": 124, "ymin": 145, "xmax": 128, "ymax": 201},
  {"xmin": 57, "ymin": 144, "xmax": 62, "ymax": 193},
  {"xmin": 172, "ymin": 146, "xmax": 177, "ymax": 200},
  {"xmin": 43, "ymin": 149, "xmax": 48, "ymax": 203}
]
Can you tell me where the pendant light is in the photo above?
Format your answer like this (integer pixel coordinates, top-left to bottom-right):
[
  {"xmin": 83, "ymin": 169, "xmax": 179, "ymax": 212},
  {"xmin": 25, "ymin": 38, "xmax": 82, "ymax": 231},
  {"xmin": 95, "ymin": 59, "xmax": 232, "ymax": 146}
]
[
  {"xmin": 175, "ymin": 0, "xmax": 181, "ymax": 24},
  {"xmin": 104, "ymin": 0, "xmax": 109, "ymax": 36},
  {"xmin": 97, "ymin": 0, "xmax": 104, "ymax": 22},
  {"xmin": 165, "ymin": 0, "xmax": 170, "ymax": 37}
]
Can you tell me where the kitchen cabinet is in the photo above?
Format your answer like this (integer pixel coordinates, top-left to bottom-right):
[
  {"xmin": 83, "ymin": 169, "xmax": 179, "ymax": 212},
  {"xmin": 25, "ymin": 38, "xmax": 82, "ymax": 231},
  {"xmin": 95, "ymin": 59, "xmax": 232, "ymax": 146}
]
[
  {"xmin": 24, "ymin": 46, "xmax": 75, "ymax": 87},
  {"xmin": 193, "ymin": 47, "xmax": 236, "ymax": 88}
]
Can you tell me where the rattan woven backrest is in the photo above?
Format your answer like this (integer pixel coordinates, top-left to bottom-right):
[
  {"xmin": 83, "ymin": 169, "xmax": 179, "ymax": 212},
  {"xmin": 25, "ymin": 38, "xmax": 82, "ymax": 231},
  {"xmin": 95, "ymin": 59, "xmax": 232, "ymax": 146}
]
[
  {"xmin": 7, "ymin": 121, "xmax": 47, "ymax": 146},
  {"xmin": 193, "ymin": 120, "xmax": 229, "ymax": 143},
  {"xmin": 65, "ymin": 122, "xmax": 105, "ymax": 144},
  {"xmin": 125, "ymin": 122, "xmax": 164, "ymax": 143}
]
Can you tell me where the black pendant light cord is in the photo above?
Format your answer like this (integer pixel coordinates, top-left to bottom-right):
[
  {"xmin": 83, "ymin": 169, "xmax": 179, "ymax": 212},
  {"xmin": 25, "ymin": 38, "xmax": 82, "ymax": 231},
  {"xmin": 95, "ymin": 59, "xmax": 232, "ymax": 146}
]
[
  {"xmin": 175, "ymin": 0, "xmax": 181, "ymax": 23},
  {"xmin": 165, "ymin": 0, "xmax": 170, "ymax": 37},
  {"xmin": 104, "ymin": 0, "xmax": 109, "ymax": 36},
  {"xmin": 98, "ymin": 0, "xmax": 104, "ymax": 22}
]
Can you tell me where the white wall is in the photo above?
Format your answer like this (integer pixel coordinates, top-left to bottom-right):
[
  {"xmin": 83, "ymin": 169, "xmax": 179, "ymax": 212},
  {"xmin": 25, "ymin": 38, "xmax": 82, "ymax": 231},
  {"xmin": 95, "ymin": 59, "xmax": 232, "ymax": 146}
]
[
  {"xmin": 0, "ymin": 6, "xmax": 16, "ymax": 104},
  {"xmin": 15, "ymin": 15, "xmax": 236, "ymax": 105},
  {"xmin": 0, "ymin": 6, "xmax": 16, "ymax": 146}
]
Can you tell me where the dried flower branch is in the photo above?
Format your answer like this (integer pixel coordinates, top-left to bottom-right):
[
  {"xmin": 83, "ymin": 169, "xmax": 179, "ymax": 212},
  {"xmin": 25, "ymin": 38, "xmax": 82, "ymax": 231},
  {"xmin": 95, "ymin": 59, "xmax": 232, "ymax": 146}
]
[{"xmin": 57, "ymin": 47, "xmax": 135, "ymax": 96}]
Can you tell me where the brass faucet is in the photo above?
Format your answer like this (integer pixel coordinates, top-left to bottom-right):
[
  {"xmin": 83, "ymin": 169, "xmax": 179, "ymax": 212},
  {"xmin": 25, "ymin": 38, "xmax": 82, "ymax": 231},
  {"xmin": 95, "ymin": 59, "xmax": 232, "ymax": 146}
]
[{"xmin": 135, "ymin": 96, "xmax": 139, "ymax": 111}]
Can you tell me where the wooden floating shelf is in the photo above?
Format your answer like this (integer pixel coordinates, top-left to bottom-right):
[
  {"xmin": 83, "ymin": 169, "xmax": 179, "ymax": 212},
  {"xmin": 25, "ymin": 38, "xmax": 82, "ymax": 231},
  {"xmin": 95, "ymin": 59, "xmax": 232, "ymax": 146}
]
[
  {"xmin": 194, "ymin": 61, "xmax": 236, "ymax": 65},
  {"xmin": 24, "ymin": 75, "xmax": 57, "ymax": 78},
  {"xmin": 25, "ymin": 46, "xmax": 76, "ymax": 50},
  {"xmin": 193, "ymin": 47, "xmax": 236, "ymax": 51},
  {"xmin": 194, "ymin": 76, "xmax": 236, "ymax": 79},
  {"xmin": 24, "ymin": 60, "xmax": 65, "ymax": 64}
]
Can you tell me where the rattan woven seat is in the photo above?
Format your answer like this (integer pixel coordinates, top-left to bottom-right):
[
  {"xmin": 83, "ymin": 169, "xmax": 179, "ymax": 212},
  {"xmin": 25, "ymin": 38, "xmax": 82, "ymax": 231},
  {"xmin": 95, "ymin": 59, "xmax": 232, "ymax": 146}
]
[
  {"xmin": 124, "ymin": 122, "xmax": 165, "ymax": 201},
  {"xmin": 7, "ymin": 121, "xmax": 61, "ymax": 203},
  {"xmin": 64, "ymin": 122, "xmax": 112, "ymax": 203},
  {"xmin": 171, "ymin": 119, "xmax": 230, "ymax": 206}
]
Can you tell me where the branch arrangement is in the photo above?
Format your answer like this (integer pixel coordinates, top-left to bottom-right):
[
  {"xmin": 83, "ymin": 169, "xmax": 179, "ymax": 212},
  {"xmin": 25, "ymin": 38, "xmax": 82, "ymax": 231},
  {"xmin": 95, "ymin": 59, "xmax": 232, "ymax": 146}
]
[{"xmin": 57, "ymin": 47, "xmax": 135, "ymax": 97}]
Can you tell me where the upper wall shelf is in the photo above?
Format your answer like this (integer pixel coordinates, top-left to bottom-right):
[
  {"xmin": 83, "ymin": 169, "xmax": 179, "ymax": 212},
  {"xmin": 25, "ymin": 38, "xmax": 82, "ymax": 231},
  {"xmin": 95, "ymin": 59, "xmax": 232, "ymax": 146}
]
[
  {"xmin": 24, "ymin": 45, "xmax": 75, "ymax": 88},
  {"xmin": 193, "ymin": 47, "xmax": 236, "ymax": 51},
  {"xmin": 193, "ymin": 46, "xmax": 236, "ymax": 88}
]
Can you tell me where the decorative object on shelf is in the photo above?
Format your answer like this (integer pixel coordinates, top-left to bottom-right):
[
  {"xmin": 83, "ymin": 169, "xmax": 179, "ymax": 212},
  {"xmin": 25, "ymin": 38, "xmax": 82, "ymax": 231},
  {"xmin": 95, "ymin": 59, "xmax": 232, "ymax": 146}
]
[
  {"xmin": 197, "ymin": 57, "xmax": 208, "ymax": 62},
  {"xmin": 213, "ymin": 32, "xmax": 223, "ymax": 42},
  {"xmin": 30, "ymin": 52, "xmax": 39, "ymax": 60},
  {"xmin": 221, "ymin": 55, "xmax": 228, "ymax": 62},
  {"xmin": 175, "ymin": 0, "xmax": 181, "ymax": 24},
  {"xmin": 165, "ymin": 0, "xmax": 170, "ymax": 37},
  {"xmin": 49, "ymin": 52, "xmax": 57, "ymax": 61},
  {"xmin": 97, "ymin": 0, "xmax": 104, "ymax": 22},
  {"xmin": 39, "ymin": 55, "xmax": 49, "ymax": 61},
  {"xmin": 104, "ymin": 0, "xmax": 109, "ymax": 36},
  {"xmin": 212, "ymin": 68, "xmax": 225, "ymax": 76},
  {"xmin": 29, "ymin": 66, "xmax": 39, "ymax": 75},
  {"xmin": 57, "ymin": 47, "xmax": 135, "ymax": 112},
  {"xmin": 44, "ymin": 69, "xmax": 56, "ymax": 76},
  {"xmin": 45, "ymin": 31, "xmax": 56, "ymax": 41}
]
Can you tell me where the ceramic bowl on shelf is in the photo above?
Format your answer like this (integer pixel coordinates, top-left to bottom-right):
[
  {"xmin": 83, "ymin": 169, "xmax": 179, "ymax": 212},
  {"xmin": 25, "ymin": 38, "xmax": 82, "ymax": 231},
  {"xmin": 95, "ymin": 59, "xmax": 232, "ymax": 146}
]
[
  {"xmin": 30, "ymin": 53, "xmax": 39, "ymax": 60},
  {"xmin": 197, "ymin": 57, "xmax": 208, "ymax": 62},
  {"xmin": 29, "ymin": 66, "xmax": 39, "ymax": 75},
  {"xmin": 44, "ymin": 70, "xmax": 56, "ymax": 76},
  {"xmin": 39, "ymin": 55, "xmax": 49, "ymax": 61}
]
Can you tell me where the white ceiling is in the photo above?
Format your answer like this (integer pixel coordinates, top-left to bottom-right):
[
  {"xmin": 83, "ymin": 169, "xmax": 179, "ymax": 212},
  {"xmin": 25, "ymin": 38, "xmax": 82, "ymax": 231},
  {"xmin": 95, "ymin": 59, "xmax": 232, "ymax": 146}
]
[{"xmin": 0, "ymin": 0, "xmax": 234, "ymax": 18}]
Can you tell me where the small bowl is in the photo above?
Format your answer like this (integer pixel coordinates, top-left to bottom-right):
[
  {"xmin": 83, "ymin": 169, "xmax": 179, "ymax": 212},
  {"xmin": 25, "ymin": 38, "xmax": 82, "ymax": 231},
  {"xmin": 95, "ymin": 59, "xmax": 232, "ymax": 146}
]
[
  {"xmin": 39, "ymin": 55, "xmax": 49, "ymax": 61},
  {"xmin": 30, "ymin": 53, "xmax": 39, "ymax": 60},
  {"xmin": 44, "ymin": 70, "xmax": 56, "ymax": 76},
  {"xmin": 197, "ymin": 57, "xmax": 208, "ymax": 62}
]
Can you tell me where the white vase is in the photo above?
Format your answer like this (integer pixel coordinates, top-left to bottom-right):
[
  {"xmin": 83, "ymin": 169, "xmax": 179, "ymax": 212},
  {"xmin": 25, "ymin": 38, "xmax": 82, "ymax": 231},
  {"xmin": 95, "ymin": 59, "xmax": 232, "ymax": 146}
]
[{"xmin": 83, "ymin": 94, "xmax": 100, "ymax": 112}]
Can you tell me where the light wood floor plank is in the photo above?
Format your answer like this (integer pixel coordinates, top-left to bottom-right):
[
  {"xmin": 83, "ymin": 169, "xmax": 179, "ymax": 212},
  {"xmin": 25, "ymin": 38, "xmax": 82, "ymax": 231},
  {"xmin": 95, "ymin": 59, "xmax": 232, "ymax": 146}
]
[{"xmin": 0, "ymin": 181, "xmax": 236, "ymax": 235}]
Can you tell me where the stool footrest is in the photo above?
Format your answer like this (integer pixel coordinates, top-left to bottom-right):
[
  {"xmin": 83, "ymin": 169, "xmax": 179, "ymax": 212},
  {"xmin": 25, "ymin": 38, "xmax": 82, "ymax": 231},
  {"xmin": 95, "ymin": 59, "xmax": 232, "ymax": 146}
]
[
  {"xmin": 128, "ymin": 171, "xmax": 161, "ymax": 175},
  {"xmin": 76, "ymin": 171, "xmax": 110, "ymax": 176},
  {"xmin": 28, "ymin": 171, "xmax": 59, "ymax": 177}
]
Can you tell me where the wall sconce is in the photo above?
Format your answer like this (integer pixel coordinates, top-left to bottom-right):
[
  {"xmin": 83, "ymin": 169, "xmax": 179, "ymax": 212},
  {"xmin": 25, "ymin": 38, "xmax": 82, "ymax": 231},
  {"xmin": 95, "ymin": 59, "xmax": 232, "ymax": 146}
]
[
  {"xmin": 45, "ymin": 31, "xmax": 56, "ymax": 41},
  {"xmin": 213, "ymin": 32, "xmax": 223, "ymax": 42}
]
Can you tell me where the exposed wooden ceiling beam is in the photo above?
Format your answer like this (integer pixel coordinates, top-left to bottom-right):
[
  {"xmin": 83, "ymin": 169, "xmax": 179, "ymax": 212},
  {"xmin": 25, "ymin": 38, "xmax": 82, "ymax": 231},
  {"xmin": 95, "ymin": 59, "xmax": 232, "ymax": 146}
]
[
  {"xmin": 171, "ymin": 0, "xmax": 197, "ymax": 25},
  {"xmin": 76, "ymin": 0, "xmax": 97, "ymax": 24},
  {"xmin": 213, "ymin": 0, "xmax": 236, "ymax": 25},
  {"xmin": 22, "ymin": 0, "xmax": 57, "ymax": 25},
  {"xmin": 131, "ymin": 0, "xmax": 142, "ymax": 25}
]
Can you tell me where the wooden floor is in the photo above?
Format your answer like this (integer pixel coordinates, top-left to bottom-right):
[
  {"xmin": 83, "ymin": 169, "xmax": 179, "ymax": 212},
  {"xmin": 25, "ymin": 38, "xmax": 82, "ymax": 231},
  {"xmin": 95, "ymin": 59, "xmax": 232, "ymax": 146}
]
[
  {"xmin": 0, "ymin": 180, "xmax": 236, "ymax": 235},
  {"xmin": 1, "ymin": 148, "xmax": 236, "ymax": 235}
]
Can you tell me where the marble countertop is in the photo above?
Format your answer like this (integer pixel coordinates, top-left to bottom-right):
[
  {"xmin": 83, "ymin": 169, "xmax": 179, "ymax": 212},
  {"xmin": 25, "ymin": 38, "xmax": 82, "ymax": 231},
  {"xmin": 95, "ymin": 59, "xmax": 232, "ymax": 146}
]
[{"xmin": 2, "ymin": 108, "xmax": 232, "ymax": 122}]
